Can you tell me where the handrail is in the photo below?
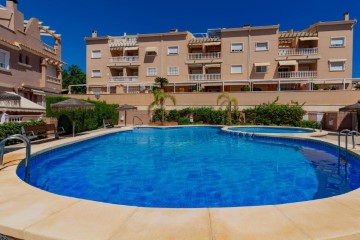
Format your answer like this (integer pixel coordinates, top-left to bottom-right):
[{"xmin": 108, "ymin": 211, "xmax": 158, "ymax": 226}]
[
  {"xmin": 0, "ymin": 134, "xmax": 31, "ymax": 182},
  {"xmin": 338, "ymin": 129, "xmax": 351, "ymax": 159},
  {"xmin": 133, "ymin": 116, "xmax": 143, "ymax": 127}
]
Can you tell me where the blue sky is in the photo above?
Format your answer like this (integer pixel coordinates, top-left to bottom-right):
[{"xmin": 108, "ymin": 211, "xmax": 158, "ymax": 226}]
[{"xmin": 8, "ymin": 0, "xmax": 360, "ymax": 77}]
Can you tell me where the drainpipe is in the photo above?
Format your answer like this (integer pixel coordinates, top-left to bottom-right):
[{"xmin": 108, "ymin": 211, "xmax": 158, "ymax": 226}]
[{"xmin": 247, "ymin": 28, "xmax": 252, "ymax": 91}]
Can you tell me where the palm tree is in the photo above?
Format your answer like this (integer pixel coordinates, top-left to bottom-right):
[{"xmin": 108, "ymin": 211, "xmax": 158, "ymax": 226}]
[
  {"xmin": 154, "ymin": 77, "xmax": 169, "ymax": 90},
  {"xmin": 148, "ymin": 89, "xmax": 176, "ymax": 123},
  {"xmin": 217, "ymin": 93, "xmax": 239, "ymax": 125}
]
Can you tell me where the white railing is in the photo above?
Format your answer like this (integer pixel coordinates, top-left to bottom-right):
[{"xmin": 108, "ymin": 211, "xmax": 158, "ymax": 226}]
[
  {"xmin": 278, "ymin": 48, "xmax": 318, "ymax": 56},
  {"xmin": 109, "ymin": 56, "xmax": 139, "ymax": 62},
  {"xmin": 278, "ymin": 71, "xmax": 318, "ymax": 79},
  {"xmin": 188, "ymin": 74, "xmax": 221, "ymax": 81},
  {"xmin": 109, "ymin": 36, "xmax": 138, "ymax": 48},
  {"xmin": 47, "ymin": 75, "xmax": 61, "ymax": 84},
  {"xmin": 188, "ymin": 52, "xmax": 221, "ymax": 60},
  {"xmin": 0, "ymin": 115, "xmax": 43, "ymax": 124},
  {"xmin": 43, "ymin": 43, "xmax": 56, "ymax": 54},
  {"xmin": 110, "ymin": 76, "xmax": 139, "ymax": 82}
]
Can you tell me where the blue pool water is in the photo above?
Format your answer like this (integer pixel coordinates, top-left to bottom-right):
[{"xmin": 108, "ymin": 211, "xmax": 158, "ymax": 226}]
[
  {"xmin": 229, "ymin": 127, "xmax": 315, "ymax": 134},
  {"xmin": 17, "ymin": 127, "xmax": 360, "ymax": 208}
]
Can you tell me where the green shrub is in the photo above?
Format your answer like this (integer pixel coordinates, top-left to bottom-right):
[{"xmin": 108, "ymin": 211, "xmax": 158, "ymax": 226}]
[
  {"xmin": 46, "ymin": 96, "xmax": 119, "ymax": 134},
  {"xmin": 0, "ymin": 120, "xmax": 45, "ymax": 143},
  {"xmin": 178, "ymin": 117, "xmax": 191, "ymax": 125},
  {"xmin": 241, "ymin": 86, "xmax": 251, "ymax": 91},
  {"xmin": 296, "ymin": 120, "xmax": 319, "ymax": 129},
  {"xmin": 243, "ymin": 98, "xmax": 305, "ymax": 126}
]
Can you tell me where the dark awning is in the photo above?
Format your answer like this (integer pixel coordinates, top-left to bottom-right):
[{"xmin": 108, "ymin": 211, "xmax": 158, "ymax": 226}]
[
  {"xmin": 339, "ymin": 103, "xmax": 360, "ymax": 112},
  {"xmin": 116, "ymin": 104, "xmax": 137, "ymax": 111}
]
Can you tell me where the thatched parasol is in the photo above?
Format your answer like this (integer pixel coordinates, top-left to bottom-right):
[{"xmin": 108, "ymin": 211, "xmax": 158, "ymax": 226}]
[
  {"xmin": 339, "ymin": 103, "xmax": 360, "ymax": 131},
  {"xmin": 116, "ymin": 104, "xmax": 137, "ymax": 126},
  {"xmin": 51, "ymin": 99, "xmax": 95, "ymax": 137},
  {"xmin": 0, "ymin": 91, "xmax": 21, "ymax": 103}
]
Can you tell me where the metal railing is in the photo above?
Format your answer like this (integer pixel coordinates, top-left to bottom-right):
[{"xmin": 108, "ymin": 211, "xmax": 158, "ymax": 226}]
[
  {"xmin": 278, "ymin": 71, "xmax": 317, "ymax": 79},
  {"xmin": 278, "ymin": 48, "xmax": 318, "ymax": 56},
  {"xmin": 110, "ymin": 76, "xmax": 139, "ymax": 82},
  {"xmin": 188, "ymin": 52, "xmax": 221, "ymax": 60},
  {"xmin": 0, "ymin": 134, "xmax": 31, "ymax": 182},
  {"xmin": 338, "ymin": 130, "xmax": 359, "ymax": 159},
  {"xmin": 42, "ymin": 43, "xmax": 56, "ymax": 54},
  {"xmin": 109, "ymin": 56, "xmax": 139, "ymax": 62},
  {"xmin": 188, "ymin": 74, "xmax": 221, "ymax": 81},
  {"xmin": 133, "ymin": 116, "xmax": 143, "ymax": 128}
]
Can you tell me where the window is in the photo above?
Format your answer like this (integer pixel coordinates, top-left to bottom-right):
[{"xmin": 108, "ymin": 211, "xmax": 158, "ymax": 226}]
[
  {"xmin": 91, "ymin": 50, "xmax": 102, "ymax": 58},
  {"xmin": 168, "ymin": 66, "xmax": 179, "ymax": 76},
  {"xmin": 330, "ymin": 37, "xmax": 345, "ymax": 47},
  {"xmin": 0, "ymin": 49, "xmax": 10, "ymax": 70},
  {"xmin": 231, "ymin": 43, "xmax": 243, "ymax": 52},
  {"xmin": 231, "ymin": 65, "xmax": 243, "ymax": 74},
  {"xmin": 25, "ymin": 56, "xmax": 30, "ymax": 65},
  {"xmin": 91, "ymin": 70, "xmax": 101, "ymax": 77},
  {"xmin": 329, "ymin": 61, "xmax": 345, "ymax": 71},
  {"xmin": 19, "ymin": 53, "xmax": 23, "ymax": 63},
  {"xmin": 255, "ymin": 42, "xmax": 269, "ymax": 51},
  {"xmin": 167, "ymin": 46, "xmax": 179, "ymax": 55},
  {"xmin": 147, "ymin": 67, "xmax": 157, "ymax": 76},
  {"xmin": 256, "ymin": 66, "xmax": 267, "ymax": 73}
]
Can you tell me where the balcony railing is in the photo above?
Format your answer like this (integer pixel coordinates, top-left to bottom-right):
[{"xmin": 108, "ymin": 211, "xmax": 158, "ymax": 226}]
[
  {"xmin": 43, "ymin": 43, "xmax": 56, "ymax": 54},
  {"xmin": 46, "ymin": 75, "xmax": 61, "ymax": 84},
  {"xmin": 188, "ymin": 52, "xmax": 221, "ymax": 60},
  {"xmin": 188, "ymin": 74, "xmax": 221, "ymax": 81},
  {"xmin": 0, "ymin": 115, "xmax": 43, "ymax": 124},
  {"xmin": 109, "ymin": 56, "xmax": 139, "ymax": 62},
  {"xmin": 110, "ymin": 76, "xmax": 139, "ymax": 82},
  {"xmin": 278, "ymin": 48, "xmax": 318, "ymax": 56},
  {"xmin": 278, "ymin": 71, "xmax": 317, "ymax": 79}
]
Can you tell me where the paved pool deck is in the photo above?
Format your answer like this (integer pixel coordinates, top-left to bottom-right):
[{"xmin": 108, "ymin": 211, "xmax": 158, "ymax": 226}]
[{"xmin": 1, "ymin": 126, "xmax": 360, "ymax": 240}]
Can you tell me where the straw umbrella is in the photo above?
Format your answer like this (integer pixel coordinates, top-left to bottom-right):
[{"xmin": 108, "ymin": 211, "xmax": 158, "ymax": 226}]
[
  {"xmin": 51, "ymin": 99, "xmax": 95, "ymax": 137},
  {"xmin": 116, "ymin": 104, "xmax": 137, "ymax": 126},
  {"xmin": 339, "ymin": 103, "xmax": 360, "ymax": 131},
  {"xmin": 0, "ymin": 92, "xmax": 21, "ymax": 102}
]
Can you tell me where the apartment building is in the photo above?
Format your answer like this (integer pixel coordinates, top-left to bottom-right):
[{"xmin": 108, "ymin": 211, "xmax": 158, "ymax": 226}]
[
  {"xmin": 84, "ymin": 13, "xmax": 356, "ymax": 94},
  {"xmin": 0, "ymin": 0, "xmax": 64, "ymax": 106}
]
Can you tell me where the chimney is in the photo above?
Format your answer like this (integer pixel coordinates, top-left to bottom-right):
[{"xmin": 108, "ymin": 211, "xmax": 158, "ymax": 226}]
[
  {"xmin": 287, "ymin": 29, "xmax": 294, "ymax": 33},
  {"xmin": 243, "ymin": 24, "xmax": 251, "ymax": 28},
  {"xmin": 169, "ymin": 29, "xmax": 178, "ymax": 33},
  {"xmin": 6, "ymin": 0, "xmax": 18, "ymax": 9},
  {"xmin": 92, "ymin": 30, "xmax": 98, "ymax": 38},
  {"xmin": 343, "ymin": 12, "xmax": 350, "ymax": 21}
]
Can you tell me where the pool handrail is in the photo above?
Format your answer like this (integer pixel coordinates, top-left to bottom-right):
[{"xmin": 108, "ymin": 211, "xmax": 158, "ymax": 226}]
[
  {"xmin": 133, "ymin": 116, "xmax": 143, "ymax": 128},
  {"xmin": 0, "ymin": 134, "xmax": 31, "ymax": 182}
]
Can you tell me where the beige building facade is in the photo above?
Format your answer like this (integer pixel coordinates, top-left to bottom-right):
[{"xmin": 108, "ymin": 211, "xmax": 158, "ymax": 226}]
[
  {"xmin": 84, "ymin": 13, "xmax": 356, "ymax": 94},
  {"xmin": 0, "ymin": 0, "xmax": 64, "ymax": 106}
]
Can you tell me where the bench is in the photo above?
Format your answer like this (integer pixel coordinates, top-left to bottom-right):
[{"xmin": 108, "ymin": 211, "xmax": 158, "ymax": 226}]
[
  {"xmin": 21, "ymin": 124, "xmax": 65, "ymax": 141},
  {"xmin": 103, "ymin": 119, "xmax": 114, "ymax": 128}
]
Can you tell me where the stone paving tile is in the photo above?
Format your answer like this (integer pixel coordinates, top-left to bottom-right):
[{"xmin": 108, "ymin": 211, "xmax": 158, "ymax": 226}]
[
  {"xmin": 0, "ymin": 191, "xmax": 79, "ymax": 239},
  {"xmin": 24, "ymin": 201, "xmax": 137, "ymax": 240},
  {"xmin": 110, "ymin": 207, "xmax": 212, "ymax": 240},
  {"xmin": 276, "ymin": 198, "xmax": 360, "ymax": 240},
  {"xmin": 210, "ymin": 206, "xmax": 311, "ymax": 240}
]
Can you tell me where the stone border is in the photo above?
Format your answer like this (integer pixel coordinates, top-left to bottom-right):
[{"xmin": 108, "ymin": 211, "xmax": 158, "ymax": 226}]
[{"xmin": 1, "ymin": 126, "xmax": 360, "ymax": 240}]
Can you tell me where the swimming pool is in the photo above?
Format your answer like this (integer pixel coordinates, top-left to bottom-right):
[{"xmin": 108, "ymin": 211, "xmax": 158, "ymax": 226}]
[
  {"xmin": 229, "ymin": 126, "xmax": 315, "ymax": 134},
  {"xmin": 17, "ymin": 127, "xmax": 360, "ymax": 208}
]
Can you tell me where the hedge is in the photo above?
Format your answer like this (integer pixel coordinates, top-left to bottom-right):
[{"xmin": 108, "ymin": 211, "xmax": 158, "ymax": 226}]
[
  {"xmin": 242, "ymin": 99, "xmax": 305, "ymax": 126},
  {"xmin": 46, "ymin": 96, "xmax": 119, "ymax": 134},
  {"xmin": 0, "ymin": 120, "xmax": 45, "ymax": 142}
]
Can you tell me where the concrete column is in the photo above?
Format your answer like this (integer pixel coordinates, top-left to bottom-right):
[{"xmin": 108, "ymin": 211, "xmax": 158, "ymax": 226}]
[
  {"xmin": 123, "ymin": 67, "xmax": 127, "ymax": 76},
  {"xmin": 40, "ymin": 60, "xmax": 47, "ymax": 87}
]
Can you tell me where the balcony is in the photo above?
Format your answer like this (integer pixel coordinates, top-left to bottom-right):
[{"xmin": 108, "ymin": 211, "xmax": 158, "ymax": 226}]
[
  {"xmin": 188, "ymin": 52, "xmax": 221, "ymax": 60},
  {"xmin": 278, "ymin": 71, "xmax": 317, "ymax": 79},
  {"xmin": 278, "ymin": 48, "xmax": 318, "ymax": 56},
  {"xmin": 43, "ymin": 43, "xmax": 56, "ymax": 54},
  {"xmin": 110, "ymin": 76, "xmax": 138, "ymax": 82},
  {"xmin": 188, "ymin": 74, "xmax": 221, "ymax": 81},
  {"xmin": 109, "ymin": 56, "xmax": 139, "ymax": 62},
  {"xmin": 0, "ymin": 115, "xmax": 43, "ymax": 124},
  {"xmin": 46, "ymin": 75, "xmax": 61, "ymax": 84}
]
